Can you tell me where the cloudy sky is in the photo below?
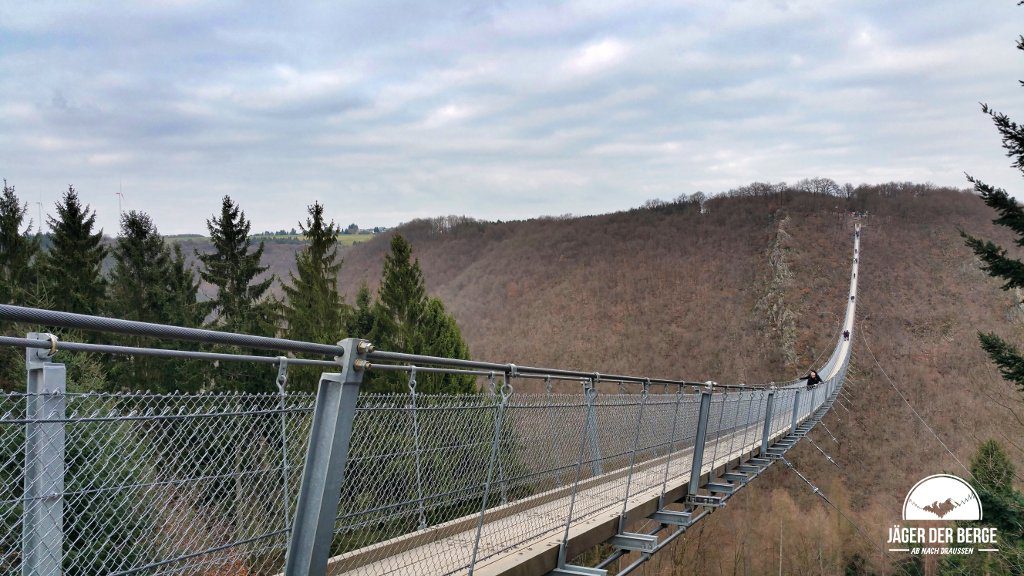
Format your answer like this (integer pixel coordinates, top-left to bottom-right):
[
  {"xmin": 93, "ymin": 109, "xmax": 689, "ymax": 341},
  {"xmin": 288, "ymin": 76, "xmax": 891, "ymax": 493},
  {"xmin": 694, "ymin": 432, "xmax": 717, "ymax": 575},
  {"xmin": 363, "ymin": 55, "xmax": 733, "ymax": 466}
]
[{"xmin": 1, "ymin": 1, "xmax": 1021, "ymax": 235}]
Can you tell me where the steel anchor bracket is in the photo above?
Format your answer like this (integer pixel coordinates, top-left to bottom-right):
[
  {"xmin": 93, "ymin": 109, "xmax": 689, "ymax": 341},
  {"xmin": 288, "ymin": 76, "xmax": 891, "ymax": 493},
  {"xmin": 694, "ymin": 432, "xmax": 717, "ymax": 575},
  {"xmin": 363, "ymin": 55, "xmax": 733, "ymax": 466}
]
[
  {"xmin": 650, "ymin": 510, "xmax": 692, "ymax": 526},
  {"xmin": 684, "ymin": 494, "xmax": 726, "ymax": 508},
  {"xmin": 610, "ymin": 532, "xmax": 658, "ymax": 553},
  {"xmin": 723, "ymin": 472, "xmax": 750, "ymax": 483},
  {"xmin": 706, "ymin": 481, "xmax": 736, "ymax": 494},
  {"xmin": 550, "ymin": 565, "xmax": 608, "ymax": 576}
]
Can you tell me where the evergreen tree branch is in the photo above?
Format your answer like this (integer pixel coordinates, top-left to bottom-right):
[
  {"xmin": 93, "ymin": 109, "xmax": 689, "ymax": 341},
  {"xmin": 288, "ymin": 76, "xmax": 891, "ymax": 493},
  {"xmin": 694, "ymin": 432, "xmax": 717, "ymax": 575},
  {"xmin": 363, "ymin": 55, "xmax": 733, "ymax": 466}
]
[{"xmin": 979, "ymin": 331, "xmax": 1024, "ymax": 392}]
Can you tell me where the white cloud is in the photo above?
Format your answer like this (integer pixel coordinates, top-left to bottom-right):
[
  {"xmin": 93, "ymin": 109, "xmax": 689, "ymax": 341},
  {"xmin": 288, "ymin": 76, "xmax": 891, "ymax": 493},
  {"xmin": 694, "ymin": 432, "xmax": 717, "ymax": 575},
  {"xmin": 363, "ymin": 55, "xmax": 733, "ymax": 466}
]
[
  {"xmin": 423, "ymin": 103, "xmax": 478, "ymax": 127},
  {"xmin": 564, "ymin": 38, "xmax": 630, "ymax": 75}
]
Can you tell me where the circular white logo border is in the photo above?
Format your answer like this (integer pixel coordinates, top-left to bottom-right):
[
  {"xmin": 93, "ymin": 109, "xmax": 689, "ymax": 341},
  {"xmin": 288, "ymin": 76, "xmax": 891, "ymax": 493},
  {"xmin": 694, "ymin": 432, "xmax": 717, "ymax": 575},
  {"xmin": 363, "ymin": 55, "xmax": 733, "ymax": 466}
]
[{"xmin": 902, "ymin": 474, "xmax": 982, "ymax": 521}]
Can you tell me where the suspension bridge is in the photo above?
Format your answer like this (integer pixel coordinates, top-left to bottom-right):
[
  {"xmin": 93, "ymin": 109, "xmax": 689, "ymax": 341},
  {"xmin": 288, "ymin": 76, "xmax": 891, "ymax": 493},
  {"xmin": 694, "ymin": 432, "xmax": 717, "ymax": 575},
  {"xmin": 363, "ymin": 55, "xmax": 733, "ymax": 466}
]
[{"xmin": 0, "ymin": 225, "xmax": 861, "ymax": 576}]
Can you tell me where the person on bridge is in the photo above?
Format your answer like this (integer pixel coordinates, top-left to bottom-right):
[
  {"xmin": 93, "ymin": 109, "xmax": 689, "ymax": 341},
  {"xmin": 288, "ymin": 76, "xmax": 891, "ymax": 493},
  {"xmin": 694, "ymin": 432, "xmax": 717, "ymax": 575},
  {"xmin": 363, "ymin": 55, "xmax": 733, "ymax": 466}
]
[
  {"xmin": 804, "ymin": 370, "xmax": 823, "ymax": 389},
  {"xmin": 843, "ymin": 330, "xmax": 850, "ymax": 341}
]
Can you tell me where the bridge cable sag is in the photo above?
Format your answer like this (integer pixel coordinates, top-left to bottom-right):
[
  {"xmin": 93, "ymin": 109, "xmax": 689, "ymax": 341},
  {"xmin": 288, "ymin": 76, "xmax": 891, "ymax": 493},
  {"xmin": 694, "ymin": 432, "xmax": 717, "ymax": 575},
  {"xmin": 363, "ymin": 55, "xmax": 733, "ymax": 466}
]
[
  {"xmin": 860, "ymin": 330, "xmax": 971, "ymax": 478},
  {"xmin": 859, "ymin": 333, "xmax": 1024, "ymax": 518},
  {"xmin": 779, "ymin": 456, "xmax": 918, "ymax": 576}
]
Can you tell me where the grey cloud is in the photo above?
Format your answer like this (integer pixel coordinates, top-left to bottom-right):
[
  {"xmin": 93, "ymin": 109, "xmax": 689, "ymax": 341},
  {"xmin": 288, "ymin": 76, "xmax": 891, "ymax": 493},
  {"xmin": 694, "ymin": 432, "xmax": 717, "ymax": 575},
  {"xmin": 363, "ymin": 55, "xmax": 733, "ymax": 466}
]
[{"xmin": 0, "ymin": 0, "xmax": 1021, "ymax": 234}]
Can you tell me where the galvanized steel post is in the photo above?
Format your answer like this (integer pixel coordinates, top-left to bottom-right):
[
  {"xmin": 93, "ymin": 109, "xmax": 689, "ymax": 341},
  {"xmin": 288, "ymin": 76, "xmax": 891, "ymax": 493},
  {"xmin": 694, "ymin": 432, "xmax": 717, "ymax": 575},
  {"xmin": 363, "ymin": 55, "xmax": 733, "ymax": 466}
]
[
  {"xmin": 760, "ymin": 388, "xmax": 776, "ymax": 456},
  {"xmin": 790, "ymin": 389, "xmax": 801, "ymax": 433},
  {"xmin": 584, "ymin": 376, "xmax": 603, "ymax": 475},
  {"xmin": 276, "ymin": 358, "xmax": 292, "ymax": 533},
  {"xmin": 23, "ymin": 333, "xmax": 66, "ymax": 576},
  {"xmin": 284, "ymin": 338, "xmax": 369, "ymax": 576},
  {"xmin": 544, "ymin": 376, "xmax": 563, "ymax": 487},
  {"xmin": 687, "ymin": 383, "xmax": 714, "ymax": 496},
  {"xmin": 554, "ymin": 384, "xmax": 601, "ymax": 573}
]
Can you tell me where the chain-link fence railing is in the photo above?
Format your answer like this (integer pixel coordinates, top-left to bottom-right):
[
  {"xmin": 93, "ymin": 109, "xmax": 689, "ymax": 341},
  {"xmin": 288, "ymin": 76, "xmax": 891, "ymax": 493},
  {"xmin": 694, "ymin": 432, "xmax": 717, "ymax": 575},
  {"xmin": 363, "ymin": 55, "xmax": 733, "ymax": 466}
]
[
  {"xmin": 2, "ymin": 390, "xmax": 316, "ymax": 576},
  {"xmin": 0, "ymin": 371, "xmax": 844, "ymax": 576}
]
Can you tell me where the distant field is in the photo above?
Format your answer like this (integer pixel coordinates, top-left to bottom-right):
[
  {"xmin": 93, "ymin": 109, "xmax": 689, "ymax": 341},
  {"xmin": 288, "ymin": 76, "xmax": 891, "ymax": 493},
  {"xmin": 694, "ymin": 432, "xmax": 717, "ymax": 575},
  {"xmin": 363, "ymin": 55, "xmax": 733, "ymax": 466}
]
[{"xmin": 165, "ymin": 233, "xmax": 376, "ymax": 246}]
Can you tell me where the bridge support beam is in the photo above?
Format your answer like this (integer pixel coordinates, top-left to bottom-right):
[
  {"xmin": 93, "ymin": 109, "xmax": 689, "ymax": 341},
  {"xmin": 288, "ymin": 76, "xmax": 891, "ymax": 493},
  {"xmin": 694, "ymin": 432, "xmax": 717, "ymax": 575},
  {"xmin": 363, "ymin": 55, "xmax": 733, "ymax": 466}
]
[{"xmin": 284, "ymin": 338, "xmax": 369, "ymax": 576}]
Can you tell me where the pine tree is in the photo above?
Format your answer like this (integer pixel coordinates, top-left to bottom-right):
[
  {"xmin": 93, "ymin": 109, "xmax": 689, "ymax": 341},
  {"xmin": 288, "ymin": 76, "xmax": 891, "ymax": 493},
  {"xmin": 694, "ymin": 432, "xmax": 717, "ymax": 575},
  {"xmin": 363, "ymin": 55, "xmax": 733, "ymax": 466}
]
[
  {"xmin": 971, "ymin": 439, "xmax": 1016, "ymax": 497},
  {"xmin": 967, "ymin": 440, "xmax": 1024, "ymax": 544},
  {"xmin": 961, "ymin": 25, "xmax": 1024, "ymax": 393},
  {"xmin": 196, "ymin": 196, "xmax": 277, "ymax": 391},
  {"xmin": 283, "ymin": 202, "xmax": 347, "ymax": 345},
  {"xmin": 417, "ymin": 297, "xmax": 474, "ymax": 393},
  {"xmin": 0, "ymin": 180, "xmax": 40, "ymax": 304},
  {"xmin": 376, "ymin": 234, "xmax": 427, "ymax": 354},
  {"xmin": 166, "ymin": 244, "xmax": 204, "ymax": 329},
  {"xmin": 40, "ymin": 185, "xmax": 106, "ymax": 314},
  {"xmin": 366, "ymin": 234, "xmax": 473, "ymax": 393},
  {"xmin": 108, "ymin": 211, "xmax": 171, "ymax": 323},
  {"xmin": 941, "ymin": 440, "xmax": 1024, "ymax": 574},
  {"xmin": 283, "ymin": 202, "xmax": 348, "ymax": 390},
  {"xmin": 196, "ymin": 196, "xmax": 277, "ymax": 336},
  {"xmin": 106, "ymin": 211, "xmax": 204, "ymax": 391},
  {"xmin": 347, "ymin": 282, "xmax": 376, "ymax": 339}
]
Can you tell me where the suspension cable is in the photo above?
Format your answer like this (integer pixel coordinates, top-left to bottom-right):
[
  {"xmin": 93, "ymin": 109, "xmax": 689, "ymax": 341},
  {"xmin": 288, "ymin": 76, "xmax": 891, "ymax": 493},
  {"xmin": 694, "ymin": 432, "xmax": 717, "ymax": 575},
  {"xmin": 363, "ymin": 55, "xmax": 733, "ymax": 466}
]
[
  {"xmin": 861, "ymin": 330, "xmax": 971, "ymax": 477},
  {"xmin": 780, "ymin": 457, "xmax": 916, "ymax": 576}
]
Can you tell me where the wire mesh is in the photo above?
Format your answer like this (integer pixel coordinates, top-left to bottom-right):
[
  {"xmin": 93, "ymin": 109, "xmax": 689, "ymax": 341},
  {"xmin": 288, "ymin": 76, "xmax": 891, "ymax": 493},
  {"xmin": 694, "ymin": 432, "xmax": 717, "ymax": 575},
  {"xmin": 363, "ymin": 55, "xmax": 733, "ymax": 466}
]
[
  {"xmin": 1, "ymin": 389, "xmax": 316, "ymax": 576},
  {"xmin": 1, "ymin": 359, "xmax": 845, "ymax": 576}
]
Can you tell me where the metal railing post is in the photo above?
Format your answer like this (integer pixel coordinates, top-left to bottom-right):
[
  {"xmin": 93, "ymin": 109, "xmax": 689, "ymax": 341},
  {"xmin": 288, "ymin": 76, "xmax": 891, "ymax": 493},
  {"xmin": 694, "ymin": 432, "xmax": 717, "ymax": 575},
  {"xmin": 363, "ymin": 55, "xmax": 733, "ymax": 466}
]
[
  {"xmin": 760, "ymin": 388, "xmax": 776, "ymax": 456},
  {"xmin": 790, "ymin": 389, "xmax": 801, "ymax": 433},
  {"xmin": 23, "ymin": 332, "xmax": 66, "ymax": 576},
  {"xmin": 275, "ymin": 358, "xmax": 292, "ymax": 533},
  {"xmin": 603, "ymin": 380, "xmax": 659, "ymax": 556},
  {"xmin": 284, "ymin": 338, "xmax": 369, "ymax": 576},
  {"xmin": 497, "ymin": 372, "xmax": 512, "ymax": 505},
  {"xmin": 687, "ymin": 383, "xmax": 714, "ymax": 496},
  {"xmin": 585, "ymin": 376, "xmax": 603, "ymax": 475}
]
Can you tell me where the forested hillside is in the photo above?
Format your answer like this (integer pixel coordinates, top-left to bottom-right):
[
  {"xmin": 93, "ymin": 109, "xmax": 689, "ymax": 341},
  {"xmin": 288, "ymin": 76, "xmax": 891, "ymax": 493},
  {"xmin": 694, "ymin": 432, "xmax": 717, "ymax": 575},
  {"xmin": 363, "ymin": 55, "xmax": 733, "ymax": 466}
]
[
  {"xmin": 3, "ymin": 180, "xmax": 1019, "ymax": 573},
  {"xmin": 326, "ymin": 184, "xmax": 1023, "ymax": 574}
]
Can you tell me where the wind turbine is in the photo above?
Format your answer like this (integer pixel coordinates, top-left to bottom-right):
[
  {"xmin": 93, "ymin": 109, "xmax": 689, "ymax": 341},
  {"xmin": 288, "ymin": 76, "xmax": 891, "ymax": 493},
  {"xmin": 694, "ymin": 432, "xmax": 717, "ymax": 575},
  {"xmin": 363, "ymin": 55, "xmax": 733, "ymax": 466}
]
[{"xmin": 35, "ymin": 190, "xmax": 43, "ymax": 236}]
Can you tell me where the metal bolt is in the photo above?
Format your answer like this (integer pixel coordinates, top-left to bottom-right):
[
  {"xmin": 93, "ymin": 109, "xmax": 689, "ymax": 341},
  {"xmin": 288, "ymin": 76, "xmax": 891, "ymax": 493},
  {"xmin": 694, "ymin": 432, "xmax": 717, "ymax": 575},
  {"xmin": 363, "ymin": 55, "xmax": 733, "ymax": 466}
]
[
  {"xmin": 353, "ymin": 359, "xmax": 371, "ymax": 372},
  {"xmin": 356, "ymin": 340, "xmax": 375, "ymax": 355}
]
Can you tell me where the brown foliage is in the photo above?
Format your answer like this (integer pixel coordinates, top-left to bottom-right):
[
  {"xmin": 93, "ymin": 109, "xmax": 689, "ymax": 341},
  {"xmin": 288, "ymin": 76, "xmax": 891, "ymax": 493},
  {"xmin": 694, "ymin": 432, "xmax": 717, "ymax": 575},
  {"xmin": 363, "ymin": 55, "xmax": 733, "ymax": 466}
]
[
  {"xmin": 334, "ymin": 184, "xmax": 1024, "ymax": 573},
  {"xmin": 212, "ymin": 183, "xmax": 1022, "ymax": 573}
]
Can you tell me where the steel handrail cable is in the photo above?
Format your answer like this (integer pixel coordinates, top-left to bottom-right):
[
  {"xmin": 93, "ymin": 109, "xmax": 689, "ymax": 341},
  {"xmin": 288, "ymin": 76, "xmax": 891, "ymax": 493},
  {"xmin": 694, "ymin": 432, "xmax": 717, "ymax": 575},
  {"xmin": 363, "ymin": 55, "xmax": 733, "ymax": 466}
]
[
  {"xmin": 0, "ymin": 303, "xmax": 344, "ymax": 356},
  {"xmin": 780, "ymin": 457, "xmax": 918, "ymax": 576}
]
